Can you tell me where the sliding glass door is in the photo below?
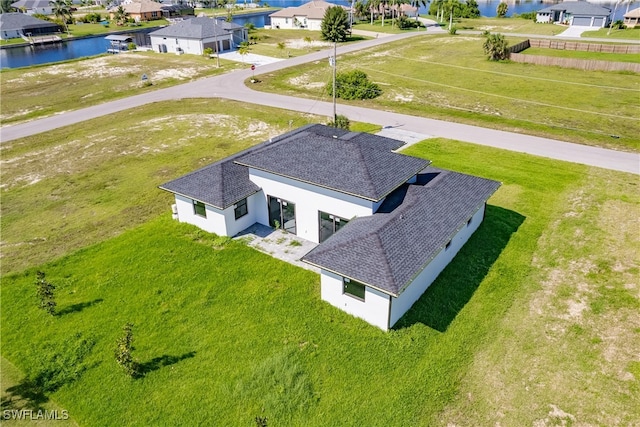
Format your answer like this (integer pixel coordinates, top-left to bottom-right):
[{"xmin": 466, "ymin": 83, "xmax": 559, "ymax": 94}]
[{"xmin": 268, "ymin": 196, "xmax": 296, "ymax": 234}]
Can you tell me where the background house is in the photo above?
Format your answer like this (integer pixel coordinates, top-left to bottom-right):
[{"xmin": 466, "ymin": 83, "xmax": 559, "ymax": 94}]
[
  {"xmin": 623, "ymin": 7, "xmax": 640, "ymax": 28},
  {"xmin": 149, "ymin": 17, "xmax": 246, "ymax": 55},
  {"xmin": 536, "ymin": 1, "xmax": 611, "ymax": 27},
  {"xmin": 109, "ymin": 0, "xmax": 164, "ymax": 22},
  {"xmin": 0, "ymin": 12, "xmax": 62, "ymax": 39},
  {"xmin": 160, "ymin": 125, "xmax": 500, "ymax": 330},
  {"xmin": 269, "ymin": 0, "xmax": 351, "ymax": 30},
  {"xmin": 9, "ymin": 0, "xmax": 52, "ymax": 15}
]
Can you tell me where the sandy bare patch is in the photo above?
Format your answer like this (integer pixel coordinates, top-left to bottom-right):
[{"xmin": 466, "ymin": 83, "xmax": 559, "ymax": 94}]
[
  {"xmin": 286, "ymin": 39, "xmax": 331, "ymax": 49},
  {"xmin": 392, "ymin": 90, "xmax": 414, "ymax": 102},
  {"xmin": 288, "ymin": 73, "xmax": 326, "ymax": 90}
]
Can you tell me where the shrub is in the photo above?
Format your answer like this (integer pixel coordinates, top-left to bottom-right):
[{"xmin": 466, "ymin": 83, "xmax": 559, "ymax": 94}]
[
  {"xmin": 35, "ymin": 271, "xmax": 56, "ymax": 315},
  {"xmin": 115, "ymin": 323, "xmax": 140, "ymax": 377},
  {"xmin": 611, "ymin": 20, "xmax": 626, "ymax": 30},
  {"xmin": 517, "ymin": 11, "xmax": 537, "ymax": 20},
  {"xmin": 203, "ymin": 47, "xmax": 213, "ymax": 56},
  {"xmin": 127, "ymin": 42, "xmax": 136, "ymax": 51},
  {"xmin": 483, "ymin": 33, "xmax": 509, "ymax": 61},
  {"xmin": 327, "ymin": 70, "xmax": 382, "ymax": 100},
  {"xmin": 397, "ymin": 15, "xmax": 421, "ymax": 30},
  {"xmin": 327, "ymin": 114, "xmax": 350, "ymax": 130},
  {"xmin": 449, "ymin": 25, "xmax": 458, "ymax": 35}
]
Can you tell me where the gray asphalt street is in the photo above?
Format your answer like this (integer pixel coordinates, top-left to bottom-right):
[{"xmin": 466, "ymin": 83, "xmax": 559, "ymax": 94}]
[{"xmin": 1, "ymin": 30, "xmax": 638, "ymax": 175}]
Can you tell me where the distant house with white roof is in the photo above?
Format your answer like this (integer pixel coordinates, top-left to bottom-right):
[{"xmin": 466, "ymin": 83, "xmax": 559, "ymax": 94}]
[{"xmin": 269, "ymin": 0, "xmax": 351, "ymax": 31}]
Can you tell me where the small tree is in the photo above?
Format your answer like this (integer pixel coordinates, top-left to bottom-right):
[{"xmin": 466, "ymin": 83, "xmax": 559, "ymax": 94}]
[
  {"xmin": 276, "ymin": 41, "xmax": 286, "ymax": 57},
  {"xmin": 303, "ymin": 36, "xmax": 312, "ymax": 51},
  {"xmin": 238, "ymin": 41, "xmax": 250, "ymax": 62},
  {"xmin": 35, "ymin": 271, "xmax": 56, "ymax": 315},
  {"xmin": 483, "ymin": 33, "xmax": 509, "ymax": 61},
  {"xmin": 203, "ymin": 47, "xmax": 213, "ymax": 57},
  {"xmin": 327, "ymin": 114, "xmax": 350, "ymax": 130},
  {"xmin": 496, "ymin": 2, "xmax": 508, "ymax": 18},
  {"xmin": 115, "ymin": 323, "xmax": 139, "ymax": 377},
  {"xmin": 327, "ymin": 69, "xmax": 382, "ymax": 100},
  {"xmin": 321, "ymin": 5, "xmax": 349, "ymax": 43}
]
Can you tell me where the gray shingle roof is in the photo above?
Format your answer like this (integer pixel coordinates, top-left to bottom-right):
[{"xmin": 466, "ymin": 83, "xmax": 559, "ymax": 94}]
[
  {"xmin": 159, "ymin": 153, "xmax": 260, "ymax": 210},
  {"xmin": 302, "ymin": 168, "xmax": 501, "ymax": 296},
  {"xmin": 235, "ymin": 125, "xmax": 429, "ymax": 201},
  {"xmin": 0, "ymin": 12, "xmax": 60, "ymax": 31},
  {"xmin": 538, "ymin": 1, "xmax": 611, "ymax": 16},
  {"xmin": 9, "ymin": 0, "xmax": 50, "ymax": 9},
  {"xmin": 149, "ymin": 17, "xmax": 242, "ymax": 39}
]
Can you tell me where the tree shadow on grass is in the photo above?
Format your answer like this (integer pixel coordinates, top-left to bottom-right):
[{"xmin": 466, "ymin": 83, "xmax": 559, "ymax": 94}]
[
  {"xmin": 136, "ymin": 351, "xmax": 196, "ymax": 378},
  {"xmin": 56, "ymin": 298, "xmax": 104, "ymax": 316},
  {"xmin": 1, "ymin": 378, "xmax": 50, "ymax": 412},
  {"xmin": 394, "ymin": 205, "xmax": 525, "ymax": 332}
]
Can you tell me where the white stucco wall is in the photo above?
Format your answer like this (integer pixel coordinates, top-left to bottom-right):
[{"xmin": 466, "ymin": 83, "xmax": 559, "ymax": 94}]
[
  {"xmin": 151, "ymin": 36, "xmax": 204, "ymax": 55},
  {"xmin": 270, "ymin": 16, "xmax": 322, "ymax": 30},
  {"xmin": 248, "ymin": 168, "xmax": 376, "ymax": 243},
  {"xmin": 173, "ymin": 193, "xmax": 261, "ymax": 236},
  {"xmin": 320, "ymin": 270, "xmax": 391, "ymax": 330},
  {"xmin": 388, "ymin": 205, "xmax": 486, "ymax": 327},
  {"xmin": 2, "ymin": 29, "xmax": 21, "ymax": 39},
  {"xmin": 536, "ymin": 12, "xmax": 552, "ymax": 23}
]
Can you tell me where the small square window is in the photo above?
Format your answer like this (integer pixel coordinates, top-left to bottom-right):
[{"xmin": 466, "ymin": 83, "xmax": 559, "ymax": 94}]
[
  {"xmin": 194, "ymin": 200, "xmax": 206, "ymax": 217},
  {"xmin": 234, "ymin": 198, "xmax": 248, "ymax": 220},
  {"xmin": 343, "ymin": 278, "xmax": 365, "ymax": 301}
]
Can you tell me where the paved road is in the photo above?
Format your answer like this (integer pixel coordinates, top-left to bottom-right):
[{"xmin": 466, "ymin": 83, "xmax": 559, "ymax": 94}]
[{"xmin": 2, "ymin": 30, "xmax": 638, "ymax": 175}]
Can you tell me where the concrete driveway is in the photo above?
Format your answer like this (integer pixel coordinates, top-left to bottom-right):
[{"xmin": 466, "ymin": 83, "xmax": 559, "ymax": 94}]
[{"xmin": 556, "ymin": 25, "xmax": 593, "ymax": 37}]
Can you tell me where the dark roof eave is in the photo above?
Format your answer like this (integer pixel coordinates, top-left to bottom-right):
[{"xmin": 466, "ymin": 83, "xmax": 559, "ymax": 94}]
[
  {"xmin": 235, "ymin": 161, "xmax": 431, "ymax": 203},
  {"xmin": 301, "ymin": 259, "xmax": 400, "ymax": 298}
]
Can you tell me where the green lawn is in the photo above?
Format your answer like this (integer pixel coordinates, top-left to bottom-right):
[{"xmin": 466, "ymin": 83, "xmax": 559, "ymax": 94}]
[
  {"xmin": 67, "ymin": 20, "xmax": 168, "ymax": 37},
  {"xmin": 0, "ymin": 53, "xmax": 241, "ymax": 125},
  {"xmin": 455, "ymin": 17, "xmax": 559, "ymax": 35},
  {"xmin": 581, "ymin": 26, "xmax": 640, "ymax": 39},
  {"xmin": 253, "ymin": 33, "xmax": 640, "ymax": 151},
  {"xmin": 522, "ymin": 47, "xmax": 640, "ymax": 63},
  {"xmin": 2, "ymin": 116, "xmax": 638, "ymax": 424}
]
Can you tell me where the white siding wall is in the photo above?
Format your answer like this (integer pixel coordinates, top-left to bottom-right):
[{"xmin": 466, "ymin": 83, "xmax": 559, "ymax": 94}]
[
  {"xmin": 173, "ymin": 193, "xmax": 261, "ymax": 236},
  {"xmin": 2, "ymin": 29, "xmax": 21, "ymax": 39},
  {"xmin": 320, "ymin": 270, "xmax": 391, "ymax": 330},
  {"xmin": 270, "ymin": 16, "xmax": 296, "ymax": 29},
  {"xmin": 389, "ymin": 205, "xmax": 486, "ymax": 327},
  {"xmin": 536, "ymin": 12, "xmax": 552, "ymax": 23},
  {"xmin": 248, "ymin": 168, "xmax": 375, "ymax": 243},
  {"xmin": 151, "ymin": 36, "xmax": 204, "ymax": 55},
  {"xmin": 270, "ymin": 16, "xmax": 322, "ymax": 30},
  {"xmin": 306, "ymin": 18, "xmax": 323, "ymax": 31}
]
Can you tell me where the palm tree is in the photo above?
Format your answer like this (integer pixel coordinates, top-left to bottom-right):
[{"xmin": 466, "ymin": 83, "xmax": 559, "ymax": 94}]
[
  {"xmin": 446, "ymin": 0, "xmax": 460, "ymax": 30},
  {"xmin": 238, "ymin": 41, "xmax": 250, "ymax": 63},
  {"xmin": 112, "ymin": 5, "xmax": 129, "ymax": 26},
  {"xmin": 367, "ymin": 0, "xmax": 380, "ymax": 24},
  {"xmin": 50, "ymin": 0, "xmax": 72, "ymax": 34}
]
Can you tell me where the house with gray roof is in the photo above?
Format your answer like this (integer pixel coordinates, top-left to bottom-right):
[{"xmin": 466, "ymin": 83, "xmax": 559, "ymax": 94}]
[
  {"xmin": 0, "ymin": 12, "xmax": 62, "ymax": 40},
  {"xmin": 149, "ymin": 17, "xmax": 246, "ymax": 55},
  {"xmin": 160, "ymin": 124, "xmax": 500, "ymax": 330},
  {"xmin": 536, "ymin": 1, "xmax": 611, "ymax": 27},
  {"xmin": 10, "ymin": 0, "xmax": 52, "ymax": 15}
]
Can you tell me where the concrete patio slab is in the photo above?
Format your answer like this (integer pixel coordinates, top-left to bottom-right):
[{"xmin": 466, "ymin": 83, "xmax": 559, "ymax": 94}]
[{"xmin": 234, "ymin": 223, "xmax": 319, "ymax": 272}]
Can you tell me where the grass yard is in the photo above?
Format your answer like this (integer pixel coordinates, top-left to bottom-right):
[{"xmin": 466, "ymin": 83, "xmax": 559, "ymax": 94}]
[
  {"xmin": 0, "ymin": 53, "xmax": 241, "ymax": 125},
  {"xmin": 0, "ymin": 100, "xmax": 318, "ymax": 276},
  {"xmin": 582, "ymin": 26, "xmax": 640, "ymax": 39},
  {"xmin": 67, "ymin": 20, "xmax": 168, "ymax": 37},
  {"xmin": 254, "ymin": 34, "xmax": 640, "ymax": 151},
  {"xmin": 246, "ymin": 28, "xmax": 368, "ymax": 58},
  {"xmin": 353, "ymin": 20, "xmax": 424, "ymax": 34},
  {"xmin": 521, "ymin": 47, "xmax": 640, "ymax": 63},
  {"xmin": 455, "ymin": 17, "xmax": 558, "ymax": 35},
  {"xmin": 1, "ymin": 116, "xmax": 638, "ymax": 425}
]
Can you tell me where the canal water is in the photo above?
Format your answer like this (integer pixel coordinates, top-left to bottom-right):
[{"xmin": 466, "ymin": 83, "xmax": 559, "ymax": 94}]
[{"xmin": 0, "ymin": 1, "xmax": 630, "ymax": 69}]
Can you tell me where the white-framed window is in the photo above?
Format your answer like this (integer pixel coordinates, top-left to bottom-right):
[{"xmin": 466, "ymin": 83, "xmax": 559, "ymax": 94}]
[
  {"xmin": 343, "ymin": 278, "xmax": 365, "ymax": 301},
  {"xmin": 234, "ymin": 198, "xmax": 248, "ymax": 220},
  {"xmin": 193, "ymin": 200, "xmax": 206, "ymax": 217}
]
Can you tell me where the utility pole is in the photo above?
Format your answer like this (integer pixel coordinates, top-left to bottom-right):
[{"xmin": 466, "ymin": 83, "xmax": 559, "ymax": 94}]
[
  {"xmin": 333, "ymin": 39, "xmax": 337, "ymax": 123},
  {"xmin": 215, "ymin": 18, "xmax": 220, "ymax": 67}
]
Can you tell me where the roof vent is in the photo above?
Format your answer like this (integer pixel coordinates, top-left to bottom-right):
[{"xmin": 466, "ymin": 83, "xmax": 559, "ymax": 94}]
[{"xmin": 333, "ymin": 135, "xmax": 338, "ymax": 139}]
